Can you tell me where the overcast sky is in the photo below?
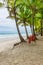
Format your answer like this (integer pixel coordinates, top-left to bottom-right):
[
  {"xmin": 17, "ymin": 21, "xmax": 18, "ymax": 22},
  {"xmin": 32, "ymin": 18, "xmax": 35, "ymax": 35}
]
[
  {"xmin": 0, "ymin": 0, "xmax": 32, "ymax": 35},
  {"xmin": 0, "ymin": 5, "xmax": 18, "ymax": 33},
  {"xmin": 0, "ymin": 7, "xmax": 26, "ymax": 34}
]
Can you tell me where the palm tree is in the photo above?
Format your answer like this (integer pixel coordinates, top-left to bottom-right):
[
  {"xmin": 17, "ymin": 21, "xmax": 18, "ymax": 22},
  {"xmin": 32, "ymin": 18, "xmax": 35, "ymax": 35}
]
[
  {"xmin": 7, "ymin": 0, "xmax": 25, "ymax": 42},
  {"xmin": 39, "ymin": 1, "xmax": 43, "ymax": 36},
  {"xmin": 16, "ymin": 3, "xmax": 35, "ymax": 38},
  {"xmin": 23, "ymin": 0, "xmax": 39, "ymax": 35},
  {"xmin": 35, "ymin": 0, "xmax": 43, "ymax": 36},
  {"xmin": 16, "ymin": 0, "xmax": 39, "ymax": 38},
  {"xmin": 16, "ymin": 4, "xmax": 31, "ymax": 38},
  {"xmin": 16, "ymin": 0, "xmax": 43, "ymax": 36}
]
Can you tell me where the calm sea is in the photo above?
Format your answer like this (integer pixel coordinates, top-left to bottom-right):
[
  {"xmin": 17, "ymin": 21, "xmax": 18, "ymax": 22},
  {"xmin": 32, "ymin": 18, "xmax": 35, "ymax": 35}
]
[
  {"xmin": 0, "ymin": 32, "xmax": 32, "ymax": 38},
  {"xmin": 0, "ymin": 33, "xmax": 26, "ymax": 38},
  {"xmin": 0, "ymin": 26, "xmax": 32, "ymax": 38}
]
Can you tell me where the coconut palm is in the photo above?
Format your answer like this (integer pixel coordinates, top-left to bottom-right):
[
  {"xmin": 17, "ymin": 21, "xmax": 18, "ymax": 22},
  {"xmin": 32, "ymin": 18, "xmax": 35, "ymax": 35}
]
[
  {"xmin": 7, "ymin": 0, "xmax": 25, "ymax": 42},
  {"xmin": 35, "ymin": 0, "xmax": 43, "ymax": 36},
  {"xmin": 16, "ymin": 0, "xmax": 42, "ymax": 37},
  {"xmin": 7, "ymin": 0, "xmax": 43, "ymax": 38},
  {"xmin": 16, "ymin": 4, "xmax": 32, "ymax": 38},
  {"xmin": 22, "ymin": 0, "xmax": 38, "ymax": 34},
  {"xmin": 7, "ymin": 0, "xmax": 31, "ymax": 39}
]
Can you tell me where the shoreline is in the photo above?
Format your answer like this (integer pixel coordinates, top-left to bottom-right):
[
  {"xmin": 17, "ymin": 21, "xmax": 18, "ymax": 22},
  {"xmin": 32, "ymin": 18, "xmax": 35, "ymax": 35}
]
[
  {"xmin": 0, "ymin": 34, "xmax": 42, "ymax": 52},
  {"xmin": 0, "ymin": 35, "xmax": 26, "ymax": 52}
]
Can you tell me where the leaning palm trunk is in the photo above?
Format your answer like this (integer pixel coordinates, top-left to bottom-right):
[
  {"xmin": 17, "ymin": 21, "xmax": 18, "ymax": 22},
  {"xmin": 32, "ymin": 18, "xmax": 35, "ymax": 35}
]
[
  {"xmin": 13, "ymin": 0, "xmax": 25, "ymax": 42},
  {"xmin": 15, "ymin": 21, "xmax": 25, "ymax": 42},
  {"xmin": 32, "ymin": 14, "xmax": 35, "ymax": 35},
  {"xmin": 32, "ymin": 13, "xmax": 38, "ymax": 40},
  {"xmin": 40, "ymin": 20, "xmax": 43, "ymax": 36},
  {"xmin": 24, "ymin": 21, "xmax": 28, "ymax": 38},
  {"xmin": 14, "ymin": 7, "xmax": 25, "ymax": 42}
]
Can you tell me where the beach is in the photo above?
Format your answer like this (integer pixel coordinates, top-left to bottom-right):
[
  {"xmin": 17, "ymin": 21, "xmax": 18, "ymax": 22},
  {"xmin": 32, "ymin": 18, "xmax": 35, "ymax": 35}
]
[
  {"xmin": 0, "ymin": 0, "xmax": 43, "ymax": 65},
  {"xmin": 0, "ymin": 35, "xmax": 26, "ymax": 52},
  {"xmin": 0, "ymin": 36, "xmax": 43, "ymax": 65}
]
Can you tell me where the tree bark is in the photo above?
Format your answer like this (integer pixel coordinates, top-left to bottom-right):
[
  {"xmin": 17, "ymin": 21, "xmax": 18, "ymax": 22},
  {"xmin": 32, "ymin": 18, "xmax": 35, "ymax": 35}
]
[
  {"xmin": 32, "ymin": 14, "xmax": 35, "ymax": 35},
  {"xmin": 41, "ymin": 20, "xmax": 42, "ymax": 36},
  {"xmin": 14, "ymin": 7, "xmax": 25, "ymax": 42},
  {"xmin": 32, "ymin": 13, "xmax": 38, "ymax": 40},
  {"xmin": 15, "ymin": 20, "xmax": 25, "ymax": 42},
  {"xmin": 24, "ymin": 21, "xmax": 28, "ymax": 38}
]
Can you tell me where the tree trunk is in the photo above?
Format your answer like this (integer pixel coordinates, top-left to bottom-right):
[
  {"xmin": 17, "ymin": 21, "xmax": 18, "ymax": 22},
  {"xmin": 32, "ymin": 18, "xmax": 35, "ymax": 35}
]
[
  {"xmin": 32, "ymin": 15, "xmax": 35, "ymax": 35},
  {"xmin": 15, "ymin": 20, "xmax": 25, "ymax": 42},
  {"xmin": 32, "ymin": 11, "xmax": 36, "ymax": 36},
  {"xmin": 14, "ymin": 7, "xmax": 25, "ymax": 42},
  {"xmin": 32, "ymin": 13, "xmax": 38, "ymax": 40},
  {"xmin": 24, "ymin": 21, "xmax": 28, "ymax": 38},
  {"xmin": 41, "ymin": 20, "xmax": 42, "ymax": 36}
]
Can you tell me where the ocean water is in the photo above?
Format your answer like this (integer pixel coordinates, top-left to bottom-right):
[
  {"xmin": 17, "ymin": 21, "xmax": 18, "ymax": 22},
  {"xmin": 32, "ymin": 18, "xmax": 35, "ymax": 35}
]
[
  {"xmin": 0, "ymin": 32, "xmax": 32, "ymax": 38},
  {"xmin": 0, "ymin": 33, "xmax": 26, "ymax": 38},
  {"xmin": 0, "ymin": 26, "xmax": 32, "ymax": 38}
]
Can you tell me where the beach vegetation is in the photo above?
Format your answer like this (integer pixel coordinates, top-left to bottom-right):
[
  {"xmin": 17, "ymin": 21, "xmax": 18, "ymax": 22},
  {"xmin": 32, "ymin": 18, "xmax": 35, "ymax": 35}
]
[{"xmin": 5, "ymin": 0, "xmax": 43, "ymax": 39}]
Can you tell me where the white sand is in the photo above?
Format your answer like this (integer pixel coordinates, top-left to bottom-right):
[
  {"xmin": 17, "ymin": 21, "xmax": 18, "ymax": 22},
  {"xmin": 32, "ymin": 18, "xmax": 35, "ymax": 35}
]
[
  {"xmin": 0, "ymin": 35, "xmax": 26, "ymax": 52},
  {"xmin": 0, "ymin": 36, "xmax": 43, "ymax": 65}
]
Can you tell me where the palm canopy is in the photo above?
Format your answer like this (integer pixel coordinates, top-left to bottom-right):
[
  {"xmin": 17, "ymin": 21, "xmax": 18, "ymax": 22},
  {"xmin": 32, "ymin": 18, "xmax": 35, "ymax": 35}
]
[
  {"xmin": 16, "ymin": 4, "xmax": 32, "ymax": 25},
  {"xmin": 7, "ymin": 0, "xmax": 32, "ymax": 24},
  {"xmin": 7, "ymin": 0, "xmax": 43, "ymax": 35}
]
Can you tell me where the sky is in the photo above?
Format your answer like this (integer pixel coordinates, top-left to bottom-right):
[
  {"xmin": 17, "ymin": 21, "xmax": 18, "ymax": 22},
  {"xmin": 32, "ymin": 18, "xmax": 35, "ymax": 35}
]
[
  {"xmin": 0, "ymin": 7, "xmax": 18, "ymax": 34},
  {"xmin": 0, "ymin": 0, "xmax": 32, "ymax": 35},
  {"xmin": 0, "ymin": 0, "xmax": 17, "ymax": 33},
  {"xmin": 0, "ymin": 7, "xmax": 27, "ymax": 34}
]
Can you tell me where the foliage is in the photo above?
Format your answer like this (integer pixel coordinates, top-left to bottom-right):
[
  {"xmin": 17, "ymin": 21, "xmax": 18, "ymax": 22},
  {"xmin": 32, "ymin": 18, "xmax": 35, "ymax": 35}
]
[
  {"xmin": 6, "ymin": 0, "xmax": 43, "ymax": 35},
  {"xmin": 0, "ymin": 2, "xmax": 3, "ymax": 7}
]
